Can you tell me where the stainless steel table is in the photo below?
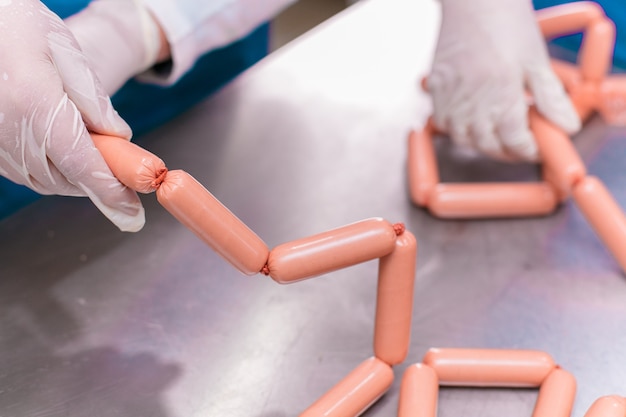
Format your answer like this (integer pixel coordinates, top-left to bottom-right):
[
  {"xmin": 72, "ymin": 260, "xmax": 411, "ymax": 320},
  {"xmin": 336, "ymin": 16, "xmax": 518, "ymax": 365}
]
[{"xmin": 2, "ymin": 0, "xmax": 626, "ymax": 416}]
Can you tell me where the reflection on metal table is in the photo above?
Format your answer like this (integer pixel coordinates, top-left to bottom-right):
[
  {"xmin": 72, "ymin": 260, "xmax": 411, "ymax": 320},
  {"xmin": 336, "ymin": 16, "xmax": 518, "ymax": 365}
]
[{"xmin": 2, "ymin": 0, "xmax": 626, "ymax": 416}]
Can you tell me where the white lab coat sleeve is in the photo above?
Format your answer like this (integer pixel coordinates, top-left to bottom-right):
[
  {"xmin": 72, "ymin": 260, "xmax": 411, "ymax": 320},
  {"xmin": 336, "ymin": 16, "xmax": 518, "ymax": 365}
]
[{"xmin": 138, "ymin": 0, "xmax": 296, "ymax": 85}]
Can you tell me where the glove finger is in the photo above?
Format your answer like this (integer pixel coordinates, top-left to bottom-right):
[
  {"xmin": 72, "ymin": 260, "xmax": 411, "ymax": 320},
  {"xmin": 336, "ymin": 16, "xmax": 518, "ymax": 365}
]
[
  {"xmin": 45, "ymin": 16, "xmax": 132, "ymax": 140},
  {"xmin": 46, "ymin": 93, "xmax": 145, "ymax": 232},
  {"xmin": 469, "ymin": 120, "xmax": 514, "ymax": 161},
  {"xmin": 527, "ymin": 68, "xmax": 581, "ymax": 135},
  {"xmin": 495, "ymin": 97, "xmax": 539, "ymax": 162}
]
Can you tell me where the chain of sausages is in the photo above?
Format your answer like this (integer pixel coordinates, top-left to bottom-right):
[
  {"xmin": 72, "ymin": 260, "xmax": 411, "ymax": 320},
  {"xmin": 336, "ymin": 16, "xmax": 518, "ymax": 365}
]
[{"xmin": 91, "ymin": 133, "xmax": 417, "ymax": 415}]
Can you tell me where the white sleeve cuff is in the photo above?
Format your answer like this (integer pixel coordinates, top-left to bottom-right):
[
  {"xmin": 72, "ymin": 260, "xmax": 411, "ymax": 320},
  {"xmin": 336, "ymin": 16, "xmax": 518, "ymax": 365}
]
[{"xmin": 138, "ymin": 0, "xmax": 295, "ymax": 85}]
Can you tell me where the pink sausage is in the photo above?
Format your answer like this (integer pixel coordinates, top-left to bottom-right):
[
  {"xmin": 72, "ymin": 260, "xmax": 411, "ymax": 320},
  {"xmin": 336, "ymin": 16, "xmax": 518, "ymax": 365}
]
[
  {"xmin": 156, "ymin": 170, "xmax": 269, "ymax": 275},
  {"xmin": 428, "ymin": 183, "xmax": 557, "ymax": 219},
  {"xmin": 91, "ymin": 133, "xmax": 167, "ymax": 194},
  {"xmin": 572, "ymin": 176, "xmax": 626, "ymax": 273},
  {"xmin": 398, "ymin": 363, "xmax": 439, "ymax": 417},
  {"xmin": 579, "ymin": 18, "xmax": 616, "ymax": 83},
  {"xmin": 422, "ymin": 348, "xmax": 556, "ymax": 387},
  {"xmin": 536, "ymin": 2, "xmax": 605, "ymax": 38},
  {"xmin": 583, "ymin": 396, "xmax": 626, "ymax": 417},
  {"xmin": 530, "ymin": 109, "xmax": 586, "ymax": 196},
  {"xmin": 374, "ymin": 230, "xmax": 417, "ymax": 365},
  {"xmin": 407, "ymin": 125, "xmax": 439, "ymax": 207},
  {"xmin": 267, "ymin": 218, "xmax": 399, "ymax": 284},
  {"xmin": 532, "ymin": 368, "xmax": 577, "ymax": 417},
  {"xmin": 300, "ymin": 357, "xmax": 394, "ymax": 417}
]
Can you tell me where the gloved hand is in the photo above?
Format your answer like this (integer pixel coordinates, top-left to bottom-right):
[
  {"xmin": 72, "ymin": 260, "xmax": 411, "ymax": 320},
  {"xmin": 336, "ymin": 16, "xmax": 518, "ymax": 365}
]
[
  {"xmin": 64, "ymin": 0, "xmax": 167, "ymax": 95},
  {"xmin": 0, "ymin": 0, "xmax": 143, "ymax": 231},
  {"xmin": 428, "ymin": 0, "xmax": 581, "ymax": 162}
]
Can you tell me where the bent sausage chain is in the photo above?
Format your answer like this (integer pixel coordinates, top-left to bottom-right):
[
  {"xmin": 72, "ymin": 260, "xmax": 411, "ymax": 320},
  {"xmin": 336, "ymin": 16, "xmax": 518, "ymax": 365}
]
[
  {"xmin": 91, "ymin": 133, "xmax": 418, "ymax": 417},
  {"xmin": 399, "ymin": 348, "xmax": 577, "ymax": 417}
]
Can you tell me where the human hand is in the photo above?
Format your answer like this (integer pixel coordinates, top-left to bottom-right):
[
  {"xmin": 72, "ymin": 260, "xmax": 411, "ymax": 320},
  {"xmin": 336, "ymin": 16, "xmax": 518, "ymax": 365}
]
[
  {"xmin": 65, "ymin": 0, "xmax": 167, "ymax": 95},
  {"xmin": 427, "ymin": 0, "xmax": 581, "ymax": 162},
  {"xmin": 0, "ymin": 0, "xmax": 144, "ymax": 231}
]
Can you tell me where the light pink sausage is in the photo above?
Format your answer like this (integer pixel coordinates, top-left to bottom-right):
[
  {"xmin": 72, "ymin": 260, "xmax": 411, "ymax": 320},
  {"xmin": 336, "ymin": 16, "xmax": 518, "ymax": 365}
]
[
  {"xmin": 530, "ymin": 109, "xmax": 586, "ymax": 197},
  {"xmin": 398, "ymin": 363, "xmax": 439, "ymax": 417},
  {"xmin": 583, "ymin": 396, "xmax": 626, "ymax": 417},
  {"xmin": 407, "ymin": 126, "xmax": 439, "ymax": 207},
  {"xmin": 267, "ymin": 218, "xmax": 400, "ymax": 284},
  {"xmin": 532, "ymin": 368, "xmax": 577, "ymax": 417},
  {"xmin": 300, "ymin": 357, "xmax": 394, "ymax": 417},
  {"xmin": 157, "ymin": 170, "xmax": 269, "ymax": 275},
  {"xmin": 536, "ymin": 2, "xmax": 605, "ymax": 38},
  {"xmin": 422, "ymin": 348, "xmax": 556, "ymax": 387},
  {"xmin": 428, "ymin": 183, "xmax": 557, "ymax": 219},
  {"xmin": 91, "ymin": 133, "xmax": 167, "ymax": 194},
  {"xmin": 579, "ymin": 18, "xmax": 616, "ymax": 83},
  {"xmin": 572, "ymin": 176, "xmax": 626, "ymax": 273},
  {"xmin": 374, "ymin": 230, "xmax": 417, "ymax": 365}
]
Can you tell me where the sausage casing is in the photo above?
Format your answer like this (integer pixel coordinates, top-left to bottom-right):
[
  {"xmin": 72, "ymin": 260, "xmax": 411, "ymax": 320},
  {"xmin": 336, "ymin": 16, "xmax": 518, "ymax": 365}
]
[
  {"xmin": 91, "ymin": 133, "xmax": 167, "ymax": 194},
  {"xmin": 157, "ymin": 170, "xmax": 269, "ymax": 275},
  {"xmin": 428, "ymin": 183, "xmax": 557, "ymax": 219},
  {"xmin": 583, "ymin": 396, "xmax": 626, "ymax": 417},
  {"xmin": 267, "ymin": 218, "xmax": 398, "ymax": 284},
  {"xmin": 408, "ymin": 126, "xmax": 439, "ymax": 207},
  {"xmin": 530, "ymin": 109, "xmax": 586, "ymax": 197},
  {"xmin": 398, "ymin": 363, "xmax": 438, "ymax": 417},
  {"xmin": 374, "ymin": 231, "xmax": 417, "ymax": 365},
  {"xmin": 422, "ymin": 348, "xmax": 556, "ymax": 387},
  {"xmin": 580, "ymin": 18, "xmax": 615, "ymax": 83},
  {"xmin": 572, "ymin": 176, "xmax": 626, "ymax": 272},
  {"xmin": 532, "ymin": 368, "xmax": 577, "ymax": 417},
  {"xmin": 536, "ymin": 2, "xmax": 605, "ymax": 38},
  {"xmin": 299, "ymin": 357, "xmax": 393, "ymax": 417}
]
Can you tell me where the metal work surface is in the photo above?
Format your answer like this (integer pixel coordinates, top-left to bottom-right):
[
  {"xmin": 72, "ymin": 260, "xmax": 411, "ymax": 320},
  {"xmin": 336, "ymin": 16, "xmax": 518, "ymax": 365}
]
[{"xmin": 2, "ymin": 0, "xmax": 626, "ymax": 415}]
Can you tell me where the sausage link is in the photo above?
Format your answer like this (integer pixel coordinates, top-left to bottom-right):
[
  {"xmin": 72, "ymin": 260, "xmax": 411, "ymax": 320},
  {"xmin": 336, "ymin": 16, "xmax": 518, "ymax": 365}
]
[
  {"xmin": 300, "ymin": 357, "xmax": 394, "ymax": 417},
  {"xmin": 532, "ymin": 368, "xmax": 577, "ymax": 417},
  {"xmin": 530, "ymin": 109, "xmax": 586, "ymax": 197},
  {"xmin": 91, "ymin": 133, "xmax": 167, "ymax": 194},
  {"xmin": 267, "ymin": 218, "xmax": 398, "ymax": 284},
  {"xmin": 398, "ymin": 363, "xmax": 438, "ymax": 417},
  {"xmin": 583, "ymin": 396, "xmax": 626, "ymax": 417},
  {"xmin": 157, "ymin": 170, "xmax": 269, "ymax": 275},
  {"xmin": 428, "ymin": 183, "xmax": 557, "ymax": 219},
  {"xmin": 536, "ymin": 2, "xmax": 605, "ymax": 38},
  {"xmin": 422, "ymin": 348, "xmax": 556, "ymax": 387},
  {"xmin": 374, "ymin": 231, "xmax": 417, "ymax": 365},
  {"xmin": 580, "ymin": 18, "xmax": 615, "ymax": 83},
  {"xmin": 408, "ymin": 125, "xmax": 439, "ymax": 207},
  {"xmin": 572, "ymin": 176, "xmax": 626, "ymax": 273}
]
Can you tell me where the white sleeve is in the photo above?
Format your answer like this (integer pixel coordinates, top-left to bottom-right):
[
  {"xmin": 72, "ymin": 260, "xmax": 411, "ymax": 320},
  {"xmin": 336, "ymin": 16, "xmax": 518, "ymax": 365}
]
[{"xmin": 138, "ymin": 0, "xmax": 296, "ymax": 85}]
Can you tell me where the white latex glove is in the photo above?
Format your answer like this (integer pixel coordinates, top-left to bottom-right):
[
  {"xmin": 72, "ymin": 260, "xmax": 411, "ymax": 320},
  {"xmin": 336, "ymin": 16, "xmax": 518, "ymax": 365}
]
[
  {"xmin": 0, "ymin": 0, "xmax": 145, "ymax": 231},
  {"xmin": 428, "ymin": 0, "xmax": 581, "ymax": 162},
  {"xmin": 64, "ymin": 0, "xmax": 164, "ymax": 96}
]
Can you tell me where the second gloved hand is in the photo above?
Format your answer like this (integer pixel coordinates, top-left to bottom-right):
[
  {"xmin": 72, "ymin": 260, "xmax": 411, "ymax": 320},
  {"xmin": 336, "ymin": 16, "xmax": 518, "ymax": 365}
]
[
  {"xmin": 428, "ymin": 0, "xmax": 581, "ymax": 162},
  {"xmin": 0, "ymin": 0, "xmax": 144, "ymax": 231}
]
